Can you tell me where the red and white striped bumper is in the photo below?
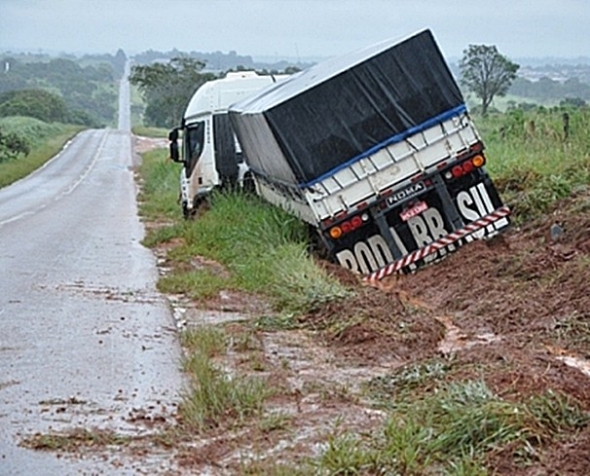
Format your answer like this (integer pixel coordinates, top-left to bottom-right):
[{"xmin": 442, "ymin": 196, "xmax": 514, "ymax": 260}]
[{"xmin": 363, "ymin": 206, "xmax": 511, "ymax": 283}]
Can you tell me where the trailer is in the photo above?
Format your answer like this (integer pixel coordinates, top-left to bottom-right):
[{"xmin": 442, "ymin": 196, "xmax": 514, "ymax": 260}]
[{"xmin": 229, "ymin": 30, "xmax": 510, "ymax": 280}]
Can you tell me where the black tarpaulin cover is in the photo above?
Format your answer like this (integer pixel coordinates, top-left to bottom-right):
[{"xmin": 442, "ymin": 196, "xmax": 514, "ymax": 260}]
[{"xmin": 229, "ymin": 29, "xmax": 464, "ymax": 188}]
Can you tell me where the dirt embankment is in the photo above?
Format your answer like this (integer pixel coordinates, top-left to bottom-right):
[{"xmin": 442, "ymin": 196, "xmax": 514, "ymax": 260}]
[{"xmin": 157, "ymin": 189, "xmax": 590, "ymax": 474}]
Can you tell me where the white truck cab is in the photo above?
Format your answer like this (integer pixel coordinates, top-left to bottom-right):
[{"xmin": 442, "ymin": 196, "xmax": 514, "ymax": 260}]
[{"xmin": 169, "ymin": 71, "xmax": 286, "ymax": 217}]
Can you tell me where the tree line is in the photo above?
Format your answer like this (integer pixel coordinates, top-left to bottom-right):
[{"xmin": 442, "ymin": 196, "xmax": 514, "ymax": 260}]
[
  {"xmin": 131, "ymin": 45, "xmax": 518, "ymax": 129},
  {"xmin": 129, "ymin": 59, "xmax": 301, "ymax": 128},
  {"xmin": 0, "ymin": 53, "xmax": 126, "ymax": 127},
  {"xmin": 510, "ymin": 76, "xmax": 590, "ymax": 103},
  {"xmin": 133, "ymin": 48, "xmax": 312, "ymax": 74},
  {"xmin": 0, "ymin": 51, "xmax": 126, "ymax": 162}
]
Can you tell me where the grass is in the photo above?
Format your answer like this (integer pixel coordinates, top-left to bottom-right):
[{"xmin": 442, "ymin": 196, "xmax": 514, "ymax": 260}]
[
  {"xmin": 180, "ymin": 326, "xmax": 270, "ymax": 432},
  {"xmin": 257, "ymin": 411, "xmax": 293, "ymax": 433},
  {"xmin": 180, "ymin": 329, "xmax": 270, "ymax": 431},
  {"xmin": 178, "ymin": 325, "xmax": 270, "ymax": 430},
  {"xmin": 474, "ymin": 107, "xmax": 590, "ymax": 223},
  {"xmin": 177, "ymin": 191, "xmax": 352, "ymax": 313},
  {"xmin": 136, "ymin": 148, "xmax": 180, "ymax": 220},
  {"xmin": 138, "ymin": 147, "xmax": 352, "ymax": 315},
  {"xmin": 309, "ymin": 380, "xmax": 588, "ymax": 475},
  {"xmin": 180, "ymin": 325, "xmax": 227, "ymax": 357},
  {"xmin": 0, "ymin": 116, "xmax": 83, "ymax": 188},
  {"xmin": 158, "ymin": 267, "xmax": 232, "ymax": 300},
  {"xmin": 132, "ymin": 125, "xmax": 169, "ymax": 138},
  {"xmin": 365, "ymin": 359, "xmax": 451, "ymax": 400}
]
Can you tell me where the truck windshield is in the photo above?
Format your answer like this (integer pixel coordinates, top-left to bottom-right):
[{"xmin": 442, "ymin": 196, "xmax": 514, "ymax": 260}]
[{"xmin": 184, "ymin": 121, "xmax": 205, "ymax": 177}]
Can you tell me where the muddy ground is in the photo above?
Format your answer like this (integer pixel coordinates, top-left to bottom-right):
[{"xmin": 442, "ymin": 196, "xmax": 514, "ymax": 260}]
[{"xmin": 148, "ymin": 181, "xmax": 590, "ymax": 475}]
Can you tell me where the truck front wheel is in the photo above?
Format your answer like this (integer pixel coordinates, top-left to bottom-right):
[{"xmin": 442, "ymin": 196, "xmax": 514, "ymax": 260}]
[
  {"xmin": 242, "ymin": 172, "xmax": 256, "ymax": 195},
  {"xmin": 182, "ymin": 201, "xmax": 190, "ymax": 219}
]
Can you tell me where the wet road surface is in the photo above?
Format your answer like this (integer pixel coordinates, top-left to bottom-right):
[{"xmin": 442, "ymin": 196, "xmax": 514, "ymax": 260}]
[{"xmin": 0, "ymin": 67, "xmax": 183, "ymax": 474}]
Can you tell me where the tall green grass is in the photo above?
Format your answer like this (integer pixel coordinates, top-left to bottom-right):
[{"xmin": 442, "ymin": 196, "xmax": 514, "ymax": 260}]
[
  {"xmin": 475, "ymin": 107, "xmax": 590, "ymax": 222},
  {"xmin": 0, "ymin": 116, "xmax": 83, "ymax": 188},
  {"xmin": 136, "ymin": 148, "xmax": 181, "ymax": 220},
  {"xmin": 179, "ymin": 326, "xmax": 269, "ymax": 431},
  {"xmin": 312, "ymin": 380, "xmax": 588, "ymax": 475},
  {"xmin": 169, "ymin": 191, "xmax": 352, "ymax": 313},
  {"xmin": 138, "ymin": 146, "xmax": 352, "ymax": 313}
]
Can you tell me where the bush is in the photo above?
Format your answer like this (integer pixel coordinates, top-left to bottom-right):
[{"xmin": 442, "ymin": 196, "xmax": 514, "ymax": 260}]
[
  {"xmin": 0, "ymin": 128, "xmax": 30, "ymax": 162},
  {"xmin": 0, "ymin": 116, "xmax": 81, "ymax": 188}
]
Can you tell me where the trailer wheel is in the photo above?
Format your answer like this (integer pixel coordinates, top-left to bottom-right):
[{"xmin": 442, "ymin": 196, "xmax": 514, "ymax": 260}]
[
  {"xmin": 242, "ymin": 172, "xmax": 256, "ymax": 195},
  {"xmin": 308, "ymin": 225, "xmax": 330, "ymax": 260},
  {"xmin": 191, "ymin": 196, "xmax": 211, "ymax": 218},
  {"xmin": 182, "ymin": 201, "xmax": 190, "ymax": 220}
]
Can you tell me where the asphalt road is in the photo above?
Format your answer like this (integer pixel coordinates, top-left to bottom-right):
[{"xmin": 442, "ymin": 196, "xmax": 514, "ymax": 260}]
[{"xmin": 0, "ymin": 65, "xmax": 183, "ymax": 474}]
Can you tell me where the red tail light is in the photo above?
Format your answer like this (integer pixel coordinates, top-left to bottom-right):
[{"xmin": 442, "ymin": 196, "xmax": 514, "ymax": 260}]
[
  {"xmin": 462, "ymin": 160, "xmax": 474, "ymax": 174},
  {"xmin": 446, "ymin": 155, "xmax": 486, "ymax": 180},
  {"xmin": 328, "ymin": 213, "xmax": 370, "ymax": 240}
]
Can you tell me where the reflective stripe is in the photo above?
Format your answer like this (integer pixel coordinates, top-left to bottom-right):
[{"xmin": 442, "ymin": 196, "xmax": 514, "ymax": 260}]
[{"xmin": 363, "ymin": 206, "xmax": 511, "ymax": 283}]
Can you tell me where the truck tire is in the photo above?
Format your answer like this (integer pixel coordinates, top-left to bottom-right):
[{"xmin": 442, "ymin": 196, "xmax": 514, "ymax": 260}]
[
  {"xmin": 191, "ymin": 196, "xmax": 211, "ymax": 218},
  {"xmin": 242, "ymin": 172, "xmax": 256, "ymax": 195},
  {"xmin": 308, "ymin": 225, "xmax": 330, "ymax": 260},
  {"xmin": 182, "ymin": 201, "xmax": 190, "ymax": 220}
]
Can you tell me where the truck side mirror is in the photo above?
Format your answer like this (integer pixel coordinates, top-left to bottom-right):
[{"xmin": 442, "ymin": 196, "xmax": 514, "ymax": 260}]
[{"xmin": 168, "ymin": 128, "xmax": 181, "ymax": 162}]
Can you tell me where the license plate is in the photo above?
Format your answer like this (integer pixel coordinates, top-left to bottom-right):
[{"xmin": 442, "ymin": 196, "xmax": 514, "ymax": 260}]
[{"xmin": 400, "ymin": 200, "xmax": 428, "ymax": 221}]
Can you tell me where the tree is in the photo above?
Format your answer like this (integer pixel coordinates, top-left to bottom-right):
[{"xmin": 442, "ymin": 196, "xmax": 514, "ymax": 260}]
[
  {"xmin": 459, "ymin": 45, "xmax": 519, "ymax": 115},
  {"xmin": 0, "ymin": 89, "xmax": 69, "ymax": 122},
  {"xmin": 129, "ymin": 57, "xmax": 216, "ymax": 128}
]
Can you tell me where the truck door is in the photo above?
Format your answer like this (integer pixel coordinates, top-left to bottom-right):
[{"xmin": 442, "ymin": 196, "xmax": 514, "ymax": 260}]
[
  {"xmin": 184, "ymin": 120, "xmax": 206, "ymax": 178},
  {"xmin": 212, "ymin": 114, "xmax": 239, "ymax": 185}
]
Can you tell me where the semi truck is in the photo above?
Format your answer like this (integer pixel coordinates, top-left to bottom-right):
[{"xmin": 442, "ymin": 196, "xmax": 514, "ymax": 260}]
[
  {"xmin": 229, "ymin": 29, "xmax": 510, "ymax": 281},
  {"xmin": 168, "ymin": 71, "xmax": 286, "ymax": 217}
]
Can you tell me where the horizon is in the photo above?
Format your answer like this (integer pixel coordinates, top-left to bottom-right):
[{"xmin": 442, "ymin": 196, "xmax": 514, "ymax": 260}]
[
  {"xmin": 3, "ymin": 46, "xmax": 590, "ymax": 68},
  {"xmin": 1, "ymin": 1, "xmax": 588, "ymax": 64}
]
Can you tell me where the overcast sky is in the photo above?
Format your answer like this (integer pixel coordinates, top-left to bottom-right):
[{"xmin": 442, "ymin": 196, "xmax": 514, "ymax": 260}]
[{"xmin": 1, "ymin": 0, "xmax": 588, "ymax": 61}]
